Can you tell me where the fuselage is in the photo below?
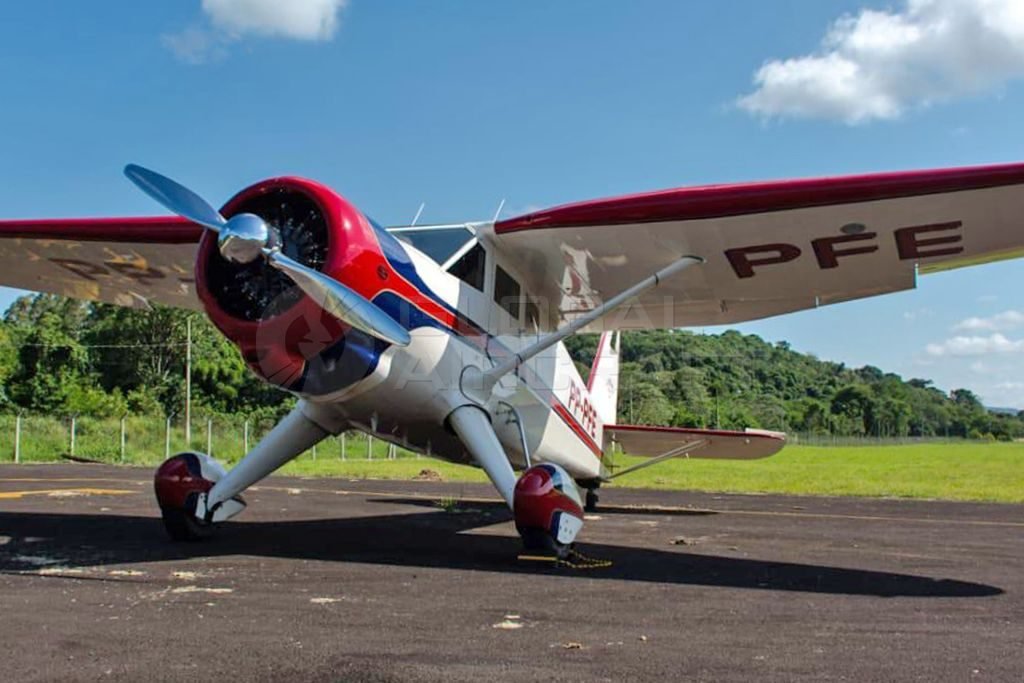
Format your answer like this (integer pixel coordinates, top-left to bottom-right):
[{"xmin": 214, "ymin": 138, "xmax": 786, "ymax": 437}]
[{"xmin": 287, "ymin": 220, "xmax": 608, "ymax": 482}]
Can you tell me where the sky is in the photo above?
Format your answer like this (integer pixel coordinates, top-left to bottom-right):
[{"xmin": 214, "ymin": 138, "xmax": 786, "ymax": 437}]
[{"xmin": 1, "ymin": 0, "xmax": 1024, "ymax": 407}]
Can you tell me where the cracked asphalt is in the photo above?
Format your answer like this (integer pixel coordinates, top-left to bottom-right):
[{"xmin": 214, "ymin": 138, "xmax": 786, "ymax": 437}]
[{"xmin": 1, "ymin": 463, "xmax": 1022, "ymax": 681}]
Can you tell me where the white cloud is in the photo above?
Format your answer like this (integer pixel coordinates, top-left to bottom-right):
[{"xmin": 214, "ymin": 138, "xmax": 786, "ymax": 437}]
[
  {"xmin": 161, "ymin": 26, "xmax": 228, "ymax": 65},
  {"xmin": 202, "ymin": 0, "xmax": 346, "ymax": 41},
  {"xmin": 953, "ymin": 310, "xmax": 1024, "ymax": 332},
  {"xmin": 164, "ymin": 0, "xmax": 347, "ymax": 64},
  {"xmin": 925, "ymin": 333, "xmax": 1024, "ymax": 357},
  {"xmin": 737, "ymin": 0, "xmax": 1024, "ymax": 124},
  {"xmin": 969, "ymin": 360, "xmax": 992, "ymax": 375},
  {"xmin": 902, "ymin": 307, "xmax": 933, "ymax": 322}
]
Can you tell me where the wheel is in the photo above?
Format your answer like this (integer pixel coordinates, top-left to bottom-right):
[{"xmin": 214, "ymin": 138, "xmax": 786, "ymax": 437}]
[
  {"xmin": 584, "ymin": 488, "xmax": 599, "ymax": 513},
  {"xmin": 514, "ymin": 464, "xmax": 586, "ymax": 561},
  {"xmin": 160, "ymin": 502, "xmax": 214, "ymax": 542},
  {"xmin": 518, "ymin": 527, "xmax": 571, "ymax": 559}
]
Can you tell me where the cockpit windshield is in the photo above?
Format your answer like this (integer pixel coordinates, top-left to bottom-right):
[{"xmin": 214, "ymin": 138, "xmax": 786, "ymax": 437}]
[{"xmin": 389, "ymin": 225, "xmax": 474, "ymax": 264}]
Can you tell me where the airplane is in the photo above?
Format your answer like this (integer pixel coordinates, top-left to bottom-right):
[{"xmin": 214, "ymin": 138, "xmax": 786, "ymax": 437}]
[{"xmin": 2, "ymin": 161, "xmax": 1023, "ymax": 565}]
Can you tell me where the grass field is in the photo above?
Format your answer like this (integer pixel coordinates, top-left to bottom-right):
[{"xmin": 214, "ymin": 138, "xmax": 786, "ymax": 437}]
[
  {"xmin": 2, "ymin": 413, "xmax": 1022, "ymax": 503},
  {"xmin": 282, "ymin": 442, "xmax": 1024, "ymax": 504}
]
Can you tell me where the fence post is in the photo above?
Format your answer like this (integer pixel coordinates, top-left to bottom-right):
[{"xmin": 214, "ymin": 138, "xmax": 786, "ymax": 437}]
[
  {"xmin": 243, "ymin": 420, "xmax": 250, "ymax": 454},
  {"xmin": 165, "ymin": 415, "xmax": 173, "ymax": 459},
  {"xmin": 207, "ymin": 418, "xmax": 213, "ymax": 455},
  {"xmin": 69, "ymin": 415, "xmax": 77, "ymax": 457},
  {"xmin": 14, "ymin": 413, "xmax": 21, "ymax": 464},
  {"xmin": 367, "ymin": 435, "xmax": 373, "ymax": 460},
  {"xmin": 120, "ymin": 415, "xmax": 127, "ymax": 464},
  {"xmin": 340, "ymin": 432, "xmax": 346, "ymax": 461},
  {"xmin": 312, "ymin": 443, "xmax": 317, "ymax": 461}
]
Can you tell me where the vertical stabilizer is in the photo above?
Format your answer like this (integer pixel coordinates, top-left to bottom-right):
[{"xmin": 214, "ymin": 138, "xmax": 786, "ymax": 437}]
[{"xmin": 588, "ymin": 331, "xmax": 620, "ymax": 425}]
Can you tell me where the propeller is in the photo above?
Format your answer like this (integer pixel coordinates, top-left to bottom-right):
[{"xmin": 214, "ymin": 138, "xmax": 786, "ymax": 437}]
[{"xmin": 124, "ymin": 164, "xmax": 411, "ymax": 347}]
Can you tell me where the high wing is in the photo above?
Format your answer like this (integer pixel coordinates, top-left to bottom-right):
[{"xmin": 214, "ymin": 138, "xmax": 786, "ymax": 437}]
[
  {"xmin": 0, "ymin": 217, "xmax": 203, "ymax": 310},
  {"xmin": 487, "ymin": 162, "xmax": 1024, "ymax": 330}
]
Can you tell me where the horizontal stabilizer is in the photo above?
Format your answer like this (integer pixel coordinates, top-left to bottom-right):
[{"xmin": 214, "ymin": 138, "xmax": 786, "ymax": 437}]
[{"xmin": 606, "ymin": 424, "xmax": 786, "ymax": 462}]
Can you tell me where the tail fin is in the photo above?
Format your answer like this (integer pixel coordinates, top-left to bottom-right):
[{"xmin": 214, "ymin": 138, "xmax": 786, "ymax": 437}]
[{"xmin": 588, "ymin": 331, "xmax": 620, "ymax": 425}]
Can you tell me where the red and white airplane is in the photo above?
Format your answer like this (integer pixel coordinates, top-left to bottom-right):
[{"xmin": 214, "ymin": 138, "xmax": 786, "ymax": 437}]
[{"xmin": 2, "ymin": 162, "xmax": 1023, "ymax": 561}]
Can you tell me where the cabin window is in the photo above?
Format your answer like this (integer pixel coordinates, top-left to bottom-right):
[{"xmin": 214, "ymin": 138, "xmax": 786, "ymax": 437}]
[
  {"xmin": 493, "ymin": 264, "xmax": 521, "ymax": 320},
  {"xmin": 448, "ymin": 242, "xmax": 486, "ymax": 291}
]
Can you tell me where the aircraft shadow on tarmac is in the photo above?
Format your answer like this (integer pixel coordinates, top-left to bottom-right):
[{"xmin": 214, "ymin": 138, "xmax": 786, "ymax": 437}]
[
  {"xmin": 369, "ymin": 497, "xmax": 720, "ymax": 518},
  {"xmin": 0, "ymin": 509, "xmax": 1002, "ymax": 599}
]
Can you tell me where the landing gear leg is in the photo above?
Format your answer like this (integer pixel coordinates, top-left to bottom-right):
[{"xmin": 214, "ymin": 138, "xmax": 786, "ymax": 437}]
[
  {"xmin": 447, "ymin": 405, "xmax": 585, "ymax": 560},
  {"xmin": 153, "ymin": 402, "xmax": 332, "ymax": 541}
]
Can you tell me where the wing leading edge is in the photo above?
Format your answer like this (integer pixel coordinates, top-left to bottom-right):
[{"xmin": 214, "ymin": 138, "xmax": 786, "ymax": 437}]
[
  {"xmin": 489, "ymin": 162, "xmax": 1024, "ymax": 331},
  {"xmin": 0, "ymin": 216, "xmax": 203, "ymax": 310}
]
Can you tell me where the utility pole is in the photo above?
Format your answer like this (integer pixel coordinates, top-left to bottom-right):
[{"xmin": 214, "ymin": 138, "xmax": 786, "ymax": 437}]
[{"xmin": 185, "ymin": 317, "xmax": 192, "ymax": 448}]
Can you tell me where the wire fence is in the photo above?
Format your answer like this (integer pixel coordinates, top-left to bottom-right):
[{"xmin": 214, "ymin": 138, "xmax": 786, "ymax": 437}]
[
  {"xmin": 0, "ymin": 414, "xmax": 420, "ymax": 465},
  {"xmin": 1, "ymin": 414, "xmax": 1008, "ymax": 466},
  {"xmin": 787, "ymin": 432, "xmax": 979, "ymax": 447}
]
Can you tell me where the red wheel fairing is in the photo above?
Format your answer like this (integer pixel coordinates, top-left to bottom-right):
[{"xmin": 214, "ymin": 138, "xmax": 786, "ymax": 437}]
[
  {"xmin": 513, "ymin": 464, "xmax": 585, "ymax": 554},
  {"xmin": 154, "ymin": 452, "xmax": 215, "ymax": 512}
]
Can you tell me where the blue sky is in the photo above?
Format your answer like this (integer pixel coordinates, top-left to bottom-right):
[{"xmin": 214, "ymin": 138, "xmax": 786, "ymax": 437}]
[{"xmin": 2, "ymin": 0, "xmax": 1023, "ymax": 406}]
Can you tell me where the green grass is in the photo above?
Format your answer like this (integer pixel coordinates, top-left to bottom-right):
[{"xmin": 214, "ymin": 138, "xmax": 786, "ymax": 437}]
[
  {"xmin": 284, "ymin": 442, "xmax": 1024, "ymax": 504},
  {"xmin": 3, "ymin": 414, "xmax": 1022, "ymax": 503},
  {"xmin": 605, "ymin": 443, "xmax": 1024, "ymax": 503},
  {"xmin": 279, "ymin": 457, "xmax": 488, "ymax": 482}
]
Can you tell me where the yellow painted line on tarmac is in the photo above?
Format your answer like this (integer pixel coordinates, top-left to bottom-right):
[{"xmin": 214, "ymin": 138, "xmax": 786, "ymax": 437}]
[
  {"xmin": 0, "ymin": 488, "xmax": 135, "ymax": 500},
  {"xmin": 0, "ymin": 478, "xmax": 145, "ymax": 484}
]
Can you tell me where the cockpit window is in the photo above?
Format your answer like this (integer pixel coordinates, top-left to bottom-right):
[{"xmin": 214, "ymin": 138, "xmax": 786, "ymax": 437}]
[
  {"xmin": 391, "ymin": 226, "xmax": 473, "ymax": 264},
  {"xmin": 447, "ymin": 242, "xmax": 486, "ymax": 291}
]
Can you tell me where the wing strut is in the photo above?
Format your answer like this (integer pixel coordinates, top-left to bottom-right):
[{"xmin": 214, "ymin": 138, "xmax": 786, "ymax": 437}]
[
  {"xmin": 603, "ymin": 439, "xmax": 708, "ymax": 481},
  {"xmin": 463, "ymin": 255, "xmax": 703, "ymax": 402}
]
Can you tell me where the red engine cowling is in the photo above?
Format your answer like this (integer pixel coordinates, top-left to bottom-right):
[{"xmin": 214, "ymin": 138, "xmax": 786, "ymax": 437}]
[
  {"xmin": 513, "ymin": 463, "xmax": 585, "ymax": 556},
  {"xmin": 194, "ymin": 177, "xmax": 389, "ymax": 393}
]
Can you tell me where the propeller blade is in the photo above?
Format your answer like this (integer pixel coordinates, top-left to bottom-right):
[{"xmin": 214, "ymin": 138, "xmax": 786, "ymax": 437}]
[
  {"xmin": 124, "ymin": 163, "xmax": 409, "ymax": 347},
  {"xmin": 124, "ymin": 164, "xmax": 227, "ymax": 232},
  {"xmin": 267, "ymin": 250, "xmax": 412, "ymax": 347}
]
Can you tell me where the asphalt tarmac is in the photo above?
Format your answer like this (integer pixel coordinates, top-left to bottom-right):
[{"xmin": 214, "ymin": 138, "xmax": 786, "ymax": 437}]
[{"xmin": 1, "ymin": 463, "xmax": 1022, "ymax": 682}]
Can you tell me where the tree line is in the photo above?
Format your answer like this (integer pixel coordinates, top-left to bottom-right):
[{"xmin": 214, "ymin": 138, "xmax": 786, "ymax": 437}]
[
  {"xmin": 2, "ymin": 294, "xmax": 1022, "ymax": 440},
  {"xmin": 564, "ymin": 330, "xmax": 1024, "ymax": 441}
]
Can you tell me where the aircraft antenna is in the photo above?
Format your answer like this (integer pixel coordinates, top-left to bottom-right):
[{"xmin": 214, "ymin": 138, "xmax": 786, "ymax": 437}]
[
  {"xmin": 491, "ymin": 199, "xmax": 506, "ymax": 223},
  {"xmin": 410, "ymin": 202, "xmax": 426, "ymax": 226}
]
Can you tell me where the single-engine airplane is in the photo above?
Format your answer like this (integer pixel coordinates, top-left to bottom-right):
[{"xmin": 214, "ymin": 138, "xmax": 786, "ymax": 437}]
[{"xmin": 2, "ymin": 162, "xmax": 1024, "ymax": 561}]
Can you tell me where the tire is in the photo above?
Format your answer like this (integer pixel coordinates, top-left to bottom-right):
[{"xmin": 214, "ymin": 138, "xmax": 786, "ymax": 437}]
[
  {"xmin": 584, "ymin": 489, "xmax": 599, "ymax": 513},
  {"xmin": 160, "ymin": 506, "xmax": 214, "ymax": 542}
]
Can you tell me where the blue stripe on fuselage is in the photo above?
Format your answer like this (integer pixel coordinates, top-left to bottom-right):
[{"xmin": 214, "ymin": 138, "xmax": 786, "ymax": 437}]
[{"xmin": 371, "ymin": 220, "xmax": 461, "ymax": 318}]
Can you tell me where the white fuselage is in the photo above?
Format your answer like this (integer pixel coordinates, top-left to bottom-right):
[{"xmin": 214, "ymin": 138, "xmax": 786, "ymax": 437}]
[{"xmin": 298, "ymin": 226, "xmax": 608, "ymax": 482}]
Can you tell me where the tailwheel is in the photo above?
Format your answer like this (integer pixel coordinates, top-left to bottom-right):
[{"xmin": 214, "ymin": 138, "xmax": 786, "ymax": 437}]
[{"xmin": 153, "ymin": 452, "xmax": 245, "ymax": 542}]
